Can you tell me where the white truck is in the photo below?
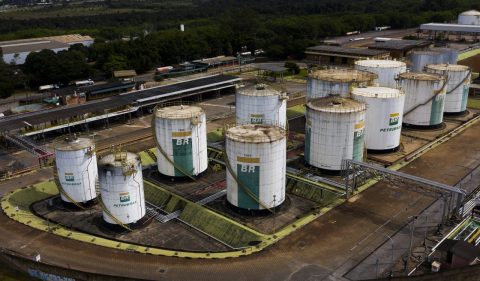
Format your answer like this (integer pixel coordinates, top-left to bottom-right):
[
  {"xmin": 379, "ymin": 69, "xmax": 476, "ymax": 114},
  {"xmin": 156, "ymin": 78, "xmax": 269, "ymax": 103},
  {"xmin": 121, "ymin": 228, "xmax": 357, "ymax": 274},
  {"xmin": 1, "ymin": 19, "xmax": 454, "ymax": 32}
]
[{"xmin": 75, "ymin": 79, "xmax": 94, "ymax": 87}]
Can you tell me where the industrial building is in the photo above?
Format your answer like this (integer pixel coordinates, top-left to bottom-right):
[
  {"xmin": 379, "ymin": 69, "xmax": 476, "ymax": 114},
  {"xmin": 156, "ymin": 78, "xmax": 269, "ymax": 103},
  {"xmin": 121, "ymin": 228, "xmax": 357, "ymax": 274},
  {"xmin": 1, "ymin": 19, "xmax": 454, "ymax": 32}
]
[
  {"xmin": 420, "ymin": 10, "xmax": 480, "ymax": 41},
  {"xmin": 304, "ymin": 45, "xmax": 390, "ymax": 66},
  {"xmin": 367, "ymin": 39, "xmax": 433, "ymax": 59},
  {"xmin": 0, "ymin": 34, "xmax": 94, "ymax": 65}
]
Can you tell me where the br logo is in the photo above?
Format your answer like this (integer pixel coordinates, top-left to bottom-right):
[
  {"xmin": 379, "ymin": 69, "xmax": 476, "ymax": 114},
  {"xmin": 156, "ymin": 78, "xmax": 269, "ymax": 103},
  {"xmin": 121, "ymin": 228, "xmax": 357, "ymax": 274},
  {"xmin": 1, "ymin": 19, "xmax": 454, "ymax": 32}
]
[
  {"xmin": 389, "ymin": 113, "xmax": 400, "ymax": 126},
  {"xmin": 240, "ymin": 164, "xmax": 256, "ymax": 173},
  {"xmin": 64, "ymin": 173, "xmax": 74, "ymax": 182},
  {"xmin": 176, "ymin": 138, "xmax": 190, "ymax": 145},
  {"xmin": 250, "ymin": 114, "xmax": 264, "ymax": 124},
  {"xmin": 119, "ymin": 192, "xmax": 130, "ymax": 203}
]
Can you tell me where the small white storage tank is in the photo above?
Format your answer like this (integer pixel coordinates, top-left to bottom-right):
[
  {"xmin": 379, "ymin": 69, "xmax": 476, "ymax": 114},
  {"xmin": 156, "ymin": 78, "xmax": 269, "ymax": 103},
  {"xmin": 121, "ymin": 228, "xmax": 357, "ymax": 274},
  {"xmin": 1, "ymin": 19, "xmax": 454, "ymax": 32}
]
[
  {"xmin": 430, "ymin": 48, "xmax": 458, "ymax": 65},
  {"xmin": 236, "ymin": 84, "xmax": 287, "ymax": 128},
  {"xmin": 351, "ymin": 87, "xmax": 405, "ymax": 151},
  {"xmin": 305, "ymin": 96, "xmax": 366, "ymax": 171},
  {"xmin": 354, "ymin": 59, "xmax": 407, "ymax": 88},
  {"xmin": 409, "ymin": 51, "xmax": 444, "ymax": 72},
  {"xmin": 458, "ymin": 10, "xmax": 480, "ymax": 25},
  {"xmin": 98, "ymin": 152, "xmax": 145, "ymax": 225},
  {"xmin": 306, "ymin": 69, "xmax": 377, "ymax": 100},
  {"xmin": 225, "ymin": 124, "xmax": 286, "ymax": 211},
  {"xmin": 398, "ymin": 72, "xmax": 446, "ymax": 128},
  {"xmin": 425, "ymin": 64, "xmax": 471, "ymax": 114},
  {"xmin": 54, "ymin": 136, "xmax": 97, "ymax": 204},
  {"xmin": 154, "ymin": 104, "xmax": 208, "ymax": 177}
]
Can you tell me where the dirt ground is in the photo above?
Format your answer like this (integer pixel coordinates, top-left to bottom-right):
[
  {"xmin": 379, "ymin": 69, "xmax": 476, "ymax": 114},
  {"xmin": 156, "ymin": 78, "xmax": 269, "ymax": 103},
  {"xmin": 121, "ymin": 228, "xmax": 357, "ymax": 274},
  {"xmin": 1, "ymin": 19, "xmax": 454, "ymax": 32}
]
[{"xmin": 0, "ymin": 119, "xmax": 479, "ymax": 281}]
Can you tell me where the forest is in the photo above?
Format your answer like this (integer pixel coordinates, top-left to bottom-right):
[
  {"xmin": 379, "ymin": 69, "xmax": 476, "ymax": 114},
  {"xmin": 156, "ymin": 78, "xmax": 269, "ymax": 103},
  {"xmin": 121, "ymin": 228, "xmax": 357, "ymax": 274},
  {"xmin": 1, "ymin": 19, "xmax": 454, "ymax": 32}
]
[{"xmin": 0, "ymin": 0, "xmax": 479, "ymax": 97}]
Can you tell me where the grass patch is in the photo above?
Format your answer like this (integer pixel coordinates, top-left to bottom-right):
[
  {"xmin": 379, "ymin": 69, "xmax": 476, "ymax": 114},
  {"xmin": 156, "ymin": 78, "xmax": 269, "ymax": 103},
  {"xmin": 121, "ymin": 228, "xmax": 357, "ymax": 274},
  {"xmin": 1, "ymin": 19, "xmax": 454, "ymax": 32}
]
[
  {"xmin": 467, "ymin": 98, "xmax": 480, "ymax": 110},
  {"xmin": 287, "ymin": 104, "xmax": 306, "ymax": 119},
  {"xmin": 207, "ymin": 130, "xmax": 224, "ymax": 143}
]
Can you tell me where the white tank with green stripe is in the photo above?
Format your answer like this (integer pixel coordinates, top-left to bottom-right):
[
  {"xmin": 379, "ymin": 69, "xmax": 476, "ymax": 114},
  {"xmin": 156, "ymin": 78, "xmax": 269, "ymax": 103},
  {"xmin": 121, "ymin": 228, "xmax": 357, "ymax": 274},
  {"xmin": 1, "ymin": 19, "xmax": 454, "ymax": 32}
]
[
  {"xmin": 305, "ymin": 96, "xmax": 366, "ymax": 171},
  {"xmin": 226, "ymin": 124, "xmax": 286, "ymax": 210},
  {"xmin": 236, "ymin": 84, "xmax": 288, "ymax": 128},
  {"xmin": 425, "ymin": 64, "xmax": 471, "ymax": 114},
  {"xmin": 154, "ymin": 105, "xmax": 208, "ymax": 177},
  {"xmin": 398, "ymin": 72, "xmax": 446, "ymax": 127},
  {"xmin": 351, "ymin": 87, "xmax": 405, "ymax": 151}
]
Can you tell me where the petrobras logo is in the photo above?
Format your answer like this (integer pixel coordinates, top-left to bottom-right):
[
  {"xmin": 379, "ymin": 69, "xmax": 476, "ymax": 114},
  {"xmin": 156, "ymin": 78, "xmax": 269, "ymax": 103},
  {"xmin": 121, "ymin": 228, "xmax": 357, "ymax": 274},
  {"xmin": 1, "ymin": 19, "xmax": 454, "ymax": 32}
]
[
  {"xmin": 119, "ymin": 192, "xmax": 130, "ymax": 203},
  {"xmin": 64, "ymin": 173, "xmax": 74, "ymax": 182},
  {"xmin": 389, "ymin": 113, "xmax": 400, "ymax": 126},
  {"xmin": 250, "ymin": 113, "xmax": 264, "ymax": 125}
]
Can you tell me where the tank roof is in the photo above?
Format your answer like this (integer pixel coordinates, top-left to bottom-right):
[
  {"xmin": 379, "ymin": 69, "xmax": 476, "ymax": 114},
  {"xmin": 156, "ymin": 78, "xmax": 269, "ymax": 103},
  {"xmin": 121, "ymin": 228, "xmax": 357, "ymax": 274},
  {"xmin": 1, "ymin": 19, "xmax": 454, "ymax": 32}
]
[
  {"xmin": 355, "ymin": 59, "xmax": 406, "ymax": 68},
  {"xmin": 308, "ymin": 69, "xmax": 377, "ymax": 82},
  {"xmin": 54, "ymin": 136, "xmax": 94, "ymax": 151},
  {"xmin": 425, "ymin": 64, "xmax": 470, "ymax": 72},
  {"xmin": 398, "ymin": 72, "xmax": 445, "ymax": 81},
  {"xmin": 99, "ymin": 152, "xmax": 139, "ymax": 168},
  {"xmin": 307, "ymin": 96, "xmax": 366, "ymax": 113},
  {"xmin": 460, "ymin": 10, "xmax": 480, "ymax": 16},
  {"xmin": 155, "ymin": 105, "xmax": 204, "ymax": 119},
  {"xmin": 238, "ymin": 84, "xmax": 282, "ymax": 97},
  {"xmin": 352, "ymin": 87, "xmax": 404, "ymax": 99},
  {"xmin": 226, "ymin": 124, "xmax": 285, "ymax": 143}
]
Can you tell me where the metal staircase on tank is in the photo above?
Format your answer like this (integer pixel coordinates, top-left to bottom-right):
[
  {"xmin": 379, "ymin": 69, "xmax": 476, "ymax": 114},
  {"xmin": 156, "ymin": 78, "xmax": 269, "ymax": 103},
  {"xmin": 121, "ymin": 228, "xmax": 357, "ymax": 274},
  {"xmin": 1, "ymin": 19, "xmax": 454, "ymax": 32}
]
[{"xmin": 146, "ymin": 149, "xmax": 157, "ymax": 163}]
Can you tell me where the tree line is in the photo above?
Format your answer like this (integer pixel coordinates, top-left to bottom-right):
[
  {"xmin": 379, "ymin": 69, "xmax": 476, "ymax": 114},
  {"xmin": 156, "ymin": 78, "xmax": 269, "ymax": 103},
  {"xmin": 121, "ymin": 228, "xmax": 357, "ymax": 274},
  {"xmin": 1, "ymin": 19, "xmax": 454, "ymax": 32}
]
[{"xmin": 1, "ymin": 0, "xmax": 479, "ymax": 97}]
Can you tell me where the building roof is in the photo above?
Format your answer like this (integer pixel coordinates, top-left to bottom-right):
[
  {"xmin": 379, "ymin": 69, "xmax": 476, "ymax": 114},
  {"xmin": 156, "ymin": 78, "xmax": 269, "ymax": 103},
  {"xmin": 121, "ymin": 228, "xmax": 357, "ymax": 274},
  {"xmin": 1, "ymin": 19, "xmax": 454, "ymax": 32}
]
[
  {"xmin": 306, "ymin": 45, "xmax": 389, "ymax": 57},
  {"xmin": 438, "ymin": 240, "xmax": 480, "ymax": 261},
  {"xmin": 0, "ymin": 75, "xmax": 239, "ymax": 133},
  {"xmin": 420, "ymin": 23, "xmax": 480, "ymax": 33},
  {"xmin": 113, "ymin": 70, "xmax": 137, "ymax": 78},
  {"xmin": 0, "ymin": 39, "xmax": 69, "ymax": 55},
  {"xmin": 42, "ymin": 34, "xmax": 94, "ymax": 44},
  {"xmin": 368, "ymin": 40, "xmax": 432, "ymax": 51},
  {"xmin": 255, "ymin": 63, "xmax": 289, "ymax": 73},
  {"xmin": 192, "ymin": 56, "xmax": 237, "ymax": 66}
]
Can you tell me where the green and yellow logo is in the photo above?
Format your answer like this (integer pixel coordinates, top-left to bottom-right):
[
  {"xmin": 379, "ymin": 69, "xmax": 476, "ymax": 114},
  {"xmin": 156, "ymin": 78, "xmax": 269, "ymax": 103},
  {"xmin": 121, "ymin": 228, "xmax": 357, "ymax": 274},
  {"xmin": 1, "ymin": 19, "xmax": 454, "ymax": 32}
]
[
  {"xmin": 119, "ymin": 192, "xmax": 130, "ymax": 203},
  {"xmin": 389, "ymin": 113, "xmax": 400, "ymax": 126},
  {"xmin": 64, "ymin": 173, "xmax": 74, "ymax": 182},
  {"xmin": 250, "ymin": 114, "xmax": 264, "ymax": 124}
]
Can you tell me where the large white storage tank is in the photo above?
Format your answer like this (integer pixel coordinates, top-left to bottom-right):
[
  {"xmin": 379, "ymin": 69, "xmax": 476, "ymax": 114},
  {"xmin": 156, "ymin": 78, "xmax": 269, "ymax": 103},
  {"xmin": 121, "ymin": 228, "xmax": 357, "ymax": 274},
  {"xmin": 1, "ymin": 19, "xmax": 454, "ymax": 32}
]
[
  {"xmin": 98, "ymin": 152, "xmax": 145, "ymax": 225},
  {"xmin": 398, "ymin": 72, "xmax": 446, "ymax": 128},
  {"xmin": 305, "ymin": 96, "xmax": 366, "ymax": 171},
  {"xmin": 225, "ymin": 124, "xmax": 286, "ymax": 211},
  {"xmin": 458, "ymin": 10, "xmax": 480, "ymax": 25},
  {"xmin": 351, "ymin": 87, "xmax": 405, "ymax": 152},
  {"xmin": 354, "ymin": 59, "xmax": 407, "ymax": 88},
  {"xmin": 235, "ymin": 84, "xmax": 287, "ymax": 128},
  {"xmin": 54, "ymin": 136, "xmax": 97, "ymax": 204},
  {"xmin": 306, "ymin": 69, "xmax": 377, "ymax": 100},
  {"xmin": 154, "ymin": 104, "xmax": 208, "ymax": 177},
  {"xmin": 425, "ymin": 64, "xmax": 471, "ymax": 114}
]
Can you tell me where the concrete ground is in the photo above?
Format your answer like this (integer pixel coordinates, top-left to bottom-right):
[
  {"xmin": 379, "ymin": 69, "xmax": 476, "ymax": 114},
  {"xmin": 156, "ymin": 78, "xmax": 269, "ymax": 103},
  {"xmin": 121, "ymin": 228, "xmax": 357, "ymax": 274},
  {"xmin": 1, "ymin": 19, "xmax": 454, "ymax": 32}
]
[{"xmin": 0, "ymin": 117, "xmax": 479, "ymax": 280}]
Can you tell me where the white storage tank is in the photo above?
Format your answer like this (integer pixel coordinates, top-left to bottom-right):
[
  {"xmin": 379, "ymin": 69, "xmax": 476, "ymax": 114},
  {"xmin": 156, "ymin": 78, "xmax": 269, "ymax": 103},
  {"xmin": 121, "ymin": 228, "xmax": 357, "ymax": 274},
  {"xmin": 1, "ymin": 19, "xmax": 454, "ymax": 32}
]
[
  {"xmin": 98, "ymin": 152, "xmax": 145, "ymax": 225},
  {"xmin": 398, "ymin": 72, "xmax": 446, "ymax": 128},
  {"xmin": 235, "ymin": 84, "xmax": 287, "ymax": 128},
  {"xmin": 225, "ymin": 124, "xmax": 286, "ymax": 211},
  {"xmin": 54, "ymin": 136, "xmax": 97, "ymax": 204},
  {"xmin": 305, "ymin": 96, "xmax": 366, "ymax": 171},
  {"xmin": 306, "ymin": 69, "xmax": 377, "ymax": 100},
  {"xmin": 409, "ymin": 51, "xmax": 444, "ymax": 72},
  {"xmin": 354, "ymin": 59, "xmax": 407, "ymax": 88},
  {"xmin": 352, "ymin": 87, "xmax": 405, "ymax": 152},
  {"xmin": 154, "ymin": 104, "xmax": 208, "ymax": 177},
  {"xmin": 430, "ymin": 48, "xmax": 458, "ymax": 65},
  {"xmin": 458, "ymin": 10, "xmax": 480, "ymax": 25},
  {"xmin": 425, "ymin": 64, "xmax": 471, "ymax": 114}
]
